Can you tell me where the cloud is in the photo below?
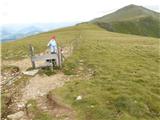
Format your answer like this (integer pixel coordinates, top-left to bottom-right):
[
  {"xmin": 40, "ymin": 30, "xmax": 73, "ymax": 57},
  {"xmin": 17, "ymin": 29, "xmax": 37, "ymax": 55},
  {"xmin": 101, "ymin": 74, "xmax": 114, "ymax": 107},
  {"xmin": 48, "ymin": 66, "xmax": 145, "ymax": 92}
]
[{"xmin": 0, "ymin": 0, "xmax": 159, "ymax": 24}]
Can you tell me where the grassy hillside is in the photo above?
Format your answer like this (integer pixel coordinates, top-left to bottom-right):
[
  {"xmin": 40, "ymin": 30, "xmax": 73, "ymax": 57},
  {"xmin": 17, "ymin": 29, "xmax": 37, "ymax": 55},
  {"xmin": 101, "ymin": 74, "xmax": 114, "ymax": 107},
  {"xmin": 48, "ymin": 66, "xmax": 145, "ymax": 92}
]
[
  {"xmin": 91, "ymin": 4, "xmax": 159, "ymax": 22},
  {"xmin": 2, "ymin": 24, "xmax": 160, "ymax": 120},
  {"xmin": 1, "ymin": 26, "xmax": 81, "ymax": 60},
  {"xmin": 97, "ymin": 16, "xmax": 160, "ymax": 38},
  {"xmin": 53, "ymin": 24, "xmax": 160, "ymax": 120},
  {"xmin": 91, "ymin": 4, "xmax": 160, "ymax": 38}
]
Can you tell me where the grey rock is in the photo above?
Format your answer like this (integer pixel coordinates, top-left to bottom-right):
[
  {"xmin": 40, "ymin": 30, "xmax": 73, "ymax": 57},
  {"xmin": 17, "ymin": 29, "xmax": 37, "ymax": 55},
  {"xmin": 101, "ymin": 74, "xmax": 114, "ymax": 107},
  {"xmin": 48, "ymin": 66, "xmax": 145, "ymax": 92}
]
[
  {"xmin": 76, "ymin": 95, "xmax": 82, "ymax": 100},
  {"xmin": 22, "ymin": 69, "xmax": 39, "ymax": 76},
  {"xmin": 7, "ymin": 111, "xmax": 24, "ymax": 120}
]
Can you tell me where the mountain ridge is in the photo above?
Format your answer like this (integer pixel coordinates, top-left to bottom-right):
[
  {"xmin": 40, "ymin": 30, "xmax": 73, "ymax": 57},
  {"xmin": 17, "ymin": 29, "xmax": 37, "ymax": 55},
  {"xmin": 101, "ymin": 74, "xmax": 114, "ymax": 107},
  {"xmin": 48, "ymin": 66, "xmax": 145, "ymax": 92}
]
[
  {"xmin": 91, "ymin": 4, "xmax": 159, "ymax": 22},
  {"xmin": 90, "ymin": 4, "xmax": 160, "ymax": 38}
]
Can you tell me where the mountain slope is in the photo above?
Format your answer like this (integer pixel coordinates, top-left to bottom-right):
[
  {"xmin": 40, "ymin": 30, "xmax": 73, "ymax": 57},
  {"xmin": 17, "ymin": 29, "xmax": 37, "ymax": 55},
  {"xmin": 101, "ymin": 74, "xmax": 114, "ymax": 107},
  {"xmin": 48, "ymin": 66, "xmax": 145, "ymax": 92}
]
[
  {"xmin": 91, "ymin": 4, "xmax": 160, "ymax": 38},
  {"xmin": 2, "ymin": 23, "xmax": 160, "ymax": 119}
]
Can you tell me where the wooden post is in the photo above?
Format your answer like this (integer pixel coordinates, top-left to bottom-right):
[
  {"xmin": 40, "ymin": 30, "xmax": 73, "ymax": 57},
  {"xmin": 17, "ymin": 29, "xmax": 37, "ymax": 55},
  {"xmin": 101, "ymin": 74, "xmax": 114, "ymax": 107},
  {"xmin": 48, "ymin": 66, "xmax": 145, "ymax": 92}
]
[
  {"xmin": 51, "ymin": 59, "xmax": 54, "ymax": 71},
  {"xmin": 59, "ymin": 48, "xmax": 62, "ymax": 68},
  {"xmin": 57, "ymin": 47, "xmax": 61, "ymax": 68},
  {"xmin": 29, "ymin": 44, "xmax": 35, "ymax": 69},
  {"xmin": 61, "ymin": 48, "xmax": 63, "ymax": 63}
]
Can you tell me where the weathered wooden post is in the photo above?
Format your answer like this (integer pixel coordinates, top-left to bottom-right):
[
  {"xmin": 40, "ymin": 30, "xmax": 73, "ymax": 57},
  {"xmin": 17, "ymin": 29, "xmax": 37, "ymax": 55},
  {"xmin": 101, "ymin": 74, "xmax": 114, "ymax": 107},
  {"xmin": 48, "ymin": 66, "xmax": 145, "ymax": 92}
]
[
  {"xmin": 61, "ymin": 48, "xmax": 63, "ymax": 63},
  {"xmin": 59, "ymin": 48, "xmax": 62, "ymax": 68},
  {"xmin": 29, "ymin": 44, "xmax": 35, "ymax": 69},
  {"xmin": 57, "ymin": 47, "xmax": 62, "ymax": 68}
]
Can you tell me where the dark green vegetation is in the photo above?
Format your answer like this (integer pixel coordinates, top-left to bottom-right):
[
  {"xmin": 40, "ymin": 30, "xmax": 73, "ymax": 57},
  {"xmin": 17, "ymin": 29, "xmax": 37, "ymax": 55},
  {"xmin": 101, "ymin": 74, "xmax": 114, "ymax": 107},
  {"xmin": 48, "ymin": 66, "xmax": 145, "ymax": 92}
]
[
  {"xmin": 91, "ymin": 4, "xmax": 160, "ymax": 38},
  {"xmin": 2, "ymin": 22, "xmax": 160, "ymax": 120}
]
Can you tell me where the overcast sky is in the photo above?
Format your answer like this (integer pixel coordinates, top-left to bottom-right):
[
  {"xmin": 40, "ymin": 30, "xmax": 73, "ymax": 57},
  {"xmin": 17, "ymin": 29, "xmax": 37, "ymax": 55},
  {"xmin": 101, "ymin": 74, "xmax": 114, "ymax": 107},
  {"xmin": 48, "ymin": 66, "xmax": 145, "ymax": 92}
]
[{"xmin": 0, "ymin": 0, "xmax": 159, "ymax": 24}]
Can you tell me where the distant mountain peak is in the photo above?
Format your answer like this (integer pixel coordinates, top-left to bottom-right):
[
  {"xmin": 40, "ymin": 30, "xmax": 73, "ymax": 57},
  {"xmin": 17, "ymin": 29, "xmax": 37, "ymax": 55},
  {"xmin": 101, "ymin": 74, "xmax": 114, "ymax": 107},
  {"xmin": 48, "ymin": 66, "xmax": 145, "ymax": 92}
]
[
  {"xmin": 91, "ymin": 4, "xmax": 159, "ymax": 23},
  {"xmin": 90, "ymin": 5, "xmax": 160, "ymax": 38},
  {"xmin": 127, "ymin": 4, "xmax": 142, "ymax": 7}
]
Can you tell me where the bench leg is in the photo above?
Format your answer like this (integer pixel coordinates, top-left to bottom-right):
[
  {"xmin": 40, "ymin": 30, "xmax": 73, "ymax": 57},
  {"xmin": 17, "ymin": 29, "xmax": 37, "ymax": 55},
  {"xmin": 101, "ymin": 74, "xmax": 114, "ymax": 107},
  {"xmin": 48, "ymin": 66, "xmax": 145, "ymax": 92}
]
[{"xmin": 31, "ymin": 60, "xmax": 36, "ymax": 69}]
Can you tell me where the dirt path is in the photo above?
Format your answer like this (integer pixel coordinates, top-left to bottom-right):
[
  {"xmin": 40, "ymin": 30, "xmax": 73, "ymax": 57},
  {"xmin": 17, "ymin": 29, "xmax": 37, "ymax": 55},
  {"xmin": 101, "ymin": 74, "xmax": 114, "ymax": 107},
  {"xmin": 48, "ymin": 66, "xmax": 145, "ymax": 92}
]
[
  {"xmin": 21, "ymin": 73, "xmax": 69, "ymax": 103},
  {"xmin": 2, "ymin": 46, "xmax": 72, "ymax": 102},
  {"xmin": 2, "ymin": 36, "xmax": 80, "ymax": 120},
  {"xmin": 36, "ymin": 95, "xmax": 76, "ymax": 120},
  {"xmin": 17, "ymin": 72, "xmax": 75, "ymax": 120},
  {"xmin": 2, "ymin": 45, "xmax": 76, "ymax": 119}
]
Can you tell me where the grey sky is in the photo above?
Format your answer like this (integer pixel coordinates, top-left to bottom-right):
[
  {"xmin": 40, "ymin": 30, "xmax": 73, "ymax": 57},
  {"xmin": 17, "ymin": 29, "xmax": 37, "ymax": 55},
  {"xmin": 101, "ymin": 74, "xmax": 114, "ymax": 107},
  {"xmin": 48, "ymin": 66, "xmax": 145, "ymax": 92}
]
[{"xmin": 0, "ymin": 0, "xmax": 159, "ymax": 24}]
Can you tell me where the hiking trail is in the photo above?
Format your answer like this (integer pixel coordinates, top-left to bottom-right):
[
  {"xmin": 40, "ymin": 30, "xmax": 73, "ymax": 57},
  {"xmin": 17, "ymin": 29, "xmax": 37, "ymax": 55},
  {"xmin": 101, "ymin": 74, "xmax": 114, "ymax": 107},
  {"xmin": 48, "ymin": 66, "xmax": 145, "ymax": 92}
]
[{"xmin": 2, "ymin": 44, "xmax": 76, "ymax": 119}]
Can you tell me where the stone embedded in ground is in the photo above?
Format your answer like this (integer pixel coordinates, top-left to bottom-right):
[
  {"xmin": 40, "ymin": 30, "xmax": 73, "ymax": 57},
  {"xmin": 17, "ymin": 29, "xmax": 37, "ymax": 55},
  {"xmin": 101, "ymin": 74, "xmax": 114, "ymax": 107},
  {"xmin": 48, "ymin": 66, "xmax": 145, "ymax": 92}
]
[
  {"xmin": 90, "ymin": 105, "xmax": 94, "ymax": 108},
  {"xmin": 22, "ymin": 69, "xmax": 39, "ymax": 76},
  {"xmin": 76, "ymin": 96, "xmax": 82, "ymax": 100},
  {"xmin": 79, "ymin": 66, "xmax": 84, "ymax": 71},
  {"xmin": 7, "ymin": 111, "xmax": 24, "ymax": 120},
  {"xmin": 79, "ymin": 60, "xmax": 84, "ymax": 63},
  {"xmin": 17, "ymin": 103, "xmax": 25, "ymax": 109}
]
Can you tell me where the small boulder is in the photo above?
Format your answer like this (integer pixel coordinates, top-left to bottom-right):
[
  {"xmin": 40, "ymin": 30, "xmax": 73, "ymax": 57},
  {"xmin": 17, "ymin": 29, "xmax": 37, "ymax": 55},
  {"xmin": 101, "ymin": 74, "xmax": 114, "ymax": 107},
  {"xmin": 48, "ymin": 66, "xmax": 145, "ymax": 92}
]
[
  {"xmin": 76, "ymin": 96, "xmax": 82, "ymax": 100},
  {"xmin": 90, "ymin": 105, "xmax": 94, "ymax": 108},
  {"xmin": 17, "ymin": 103, "xmax": 25, "ymax": 109},
  {"xmin": 22, "ymin": 69, "xmax": 39, "ymax": 76},
  {"xmin": 7, "ymin": 111, "xmax": 24, "ymax": 120}
]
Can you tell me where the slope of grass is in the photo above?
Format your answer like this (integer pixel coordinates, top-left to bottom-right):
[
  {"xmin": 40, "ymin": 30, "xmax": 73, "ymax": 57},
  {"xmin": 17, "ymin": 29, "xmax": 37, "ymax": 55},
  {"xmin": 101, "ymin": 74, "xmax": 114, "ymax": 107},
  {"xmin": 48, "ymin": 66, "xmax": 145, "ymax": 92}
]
[
  {"xmin": 91, "ymin": 4, "xmax": 159, "ymax": 23},
  {"xmin": 1, "ymin": 23, "xmax": 160, "ymax": 120},
  {"xmin": 96, "ymin": 16, "xmax": 160, "ymax": 38},
  {"xmin": 52, "ymin": 24, "xmax": 159, "ymax": 120},
  {"xmin": 91, "ymin": 4, "xmax": 160, "ymax": 38},
  {"xmin": 1, "ymin": 25, "xmax": 81, "ymax": 60}
]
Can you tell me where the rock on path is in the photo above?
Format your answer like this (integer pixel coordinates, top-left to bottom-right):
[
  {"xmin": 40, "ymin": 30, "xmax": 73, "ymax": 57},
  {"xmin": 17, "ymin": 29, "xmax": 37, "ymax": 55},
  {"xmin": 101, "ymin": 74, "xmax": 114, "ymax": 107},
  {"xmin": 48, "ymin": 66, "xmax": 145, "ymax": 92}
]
[{"xmin": 7, "ymin": 111, "xmax": 24, "ymax": 120}]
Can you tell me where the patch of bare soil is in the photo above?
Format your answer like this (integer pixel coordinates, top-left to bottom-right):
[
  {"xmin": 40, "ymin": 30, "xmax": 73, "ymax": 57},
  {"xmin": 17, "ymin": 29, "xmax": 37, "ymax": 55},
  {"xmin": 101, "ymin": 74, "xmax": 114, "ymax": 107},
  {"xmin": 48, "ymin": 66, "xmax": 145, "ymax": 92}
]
[
  {"xmin": 21, "ymin": 73, "xmax": 69, "ymax": 103},
  {"xmin": 2, "ymin": 72, "xmax": 75, "ymax": 120},
  {"xmin": 21, "ymin": 73, "xmax": 75, "ymax": 120},
  {"xmin": 36, "ymin": 94, "xmax": 76, "ymax": 120}
]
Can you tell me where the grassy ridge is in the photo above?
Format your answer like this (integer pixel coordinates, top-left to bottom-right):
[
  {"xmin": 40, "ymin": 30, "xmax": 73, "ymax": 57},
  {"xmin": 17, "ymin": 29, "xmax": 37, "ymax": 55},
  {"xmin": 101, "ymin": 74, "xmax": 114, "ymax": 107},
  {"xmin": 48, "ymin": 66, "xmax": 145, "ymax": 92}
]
[
  {"xmin": 96, "ymin": 16, "xmax": 160, "ymax": 38},
  {"xmin": 53, "ymin": 24, "xmax": 160, "ymax": 120},
  {"xmin": 91, "ymin": 4, "xmax": 160, "ymax": 38},
  {"xmin": 91, "ymin": 5, "xmax": 159, "ymax": 23},
  {"xmin": 2, "ymin": 24, "xmax": 160, "ymax": 119}
]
